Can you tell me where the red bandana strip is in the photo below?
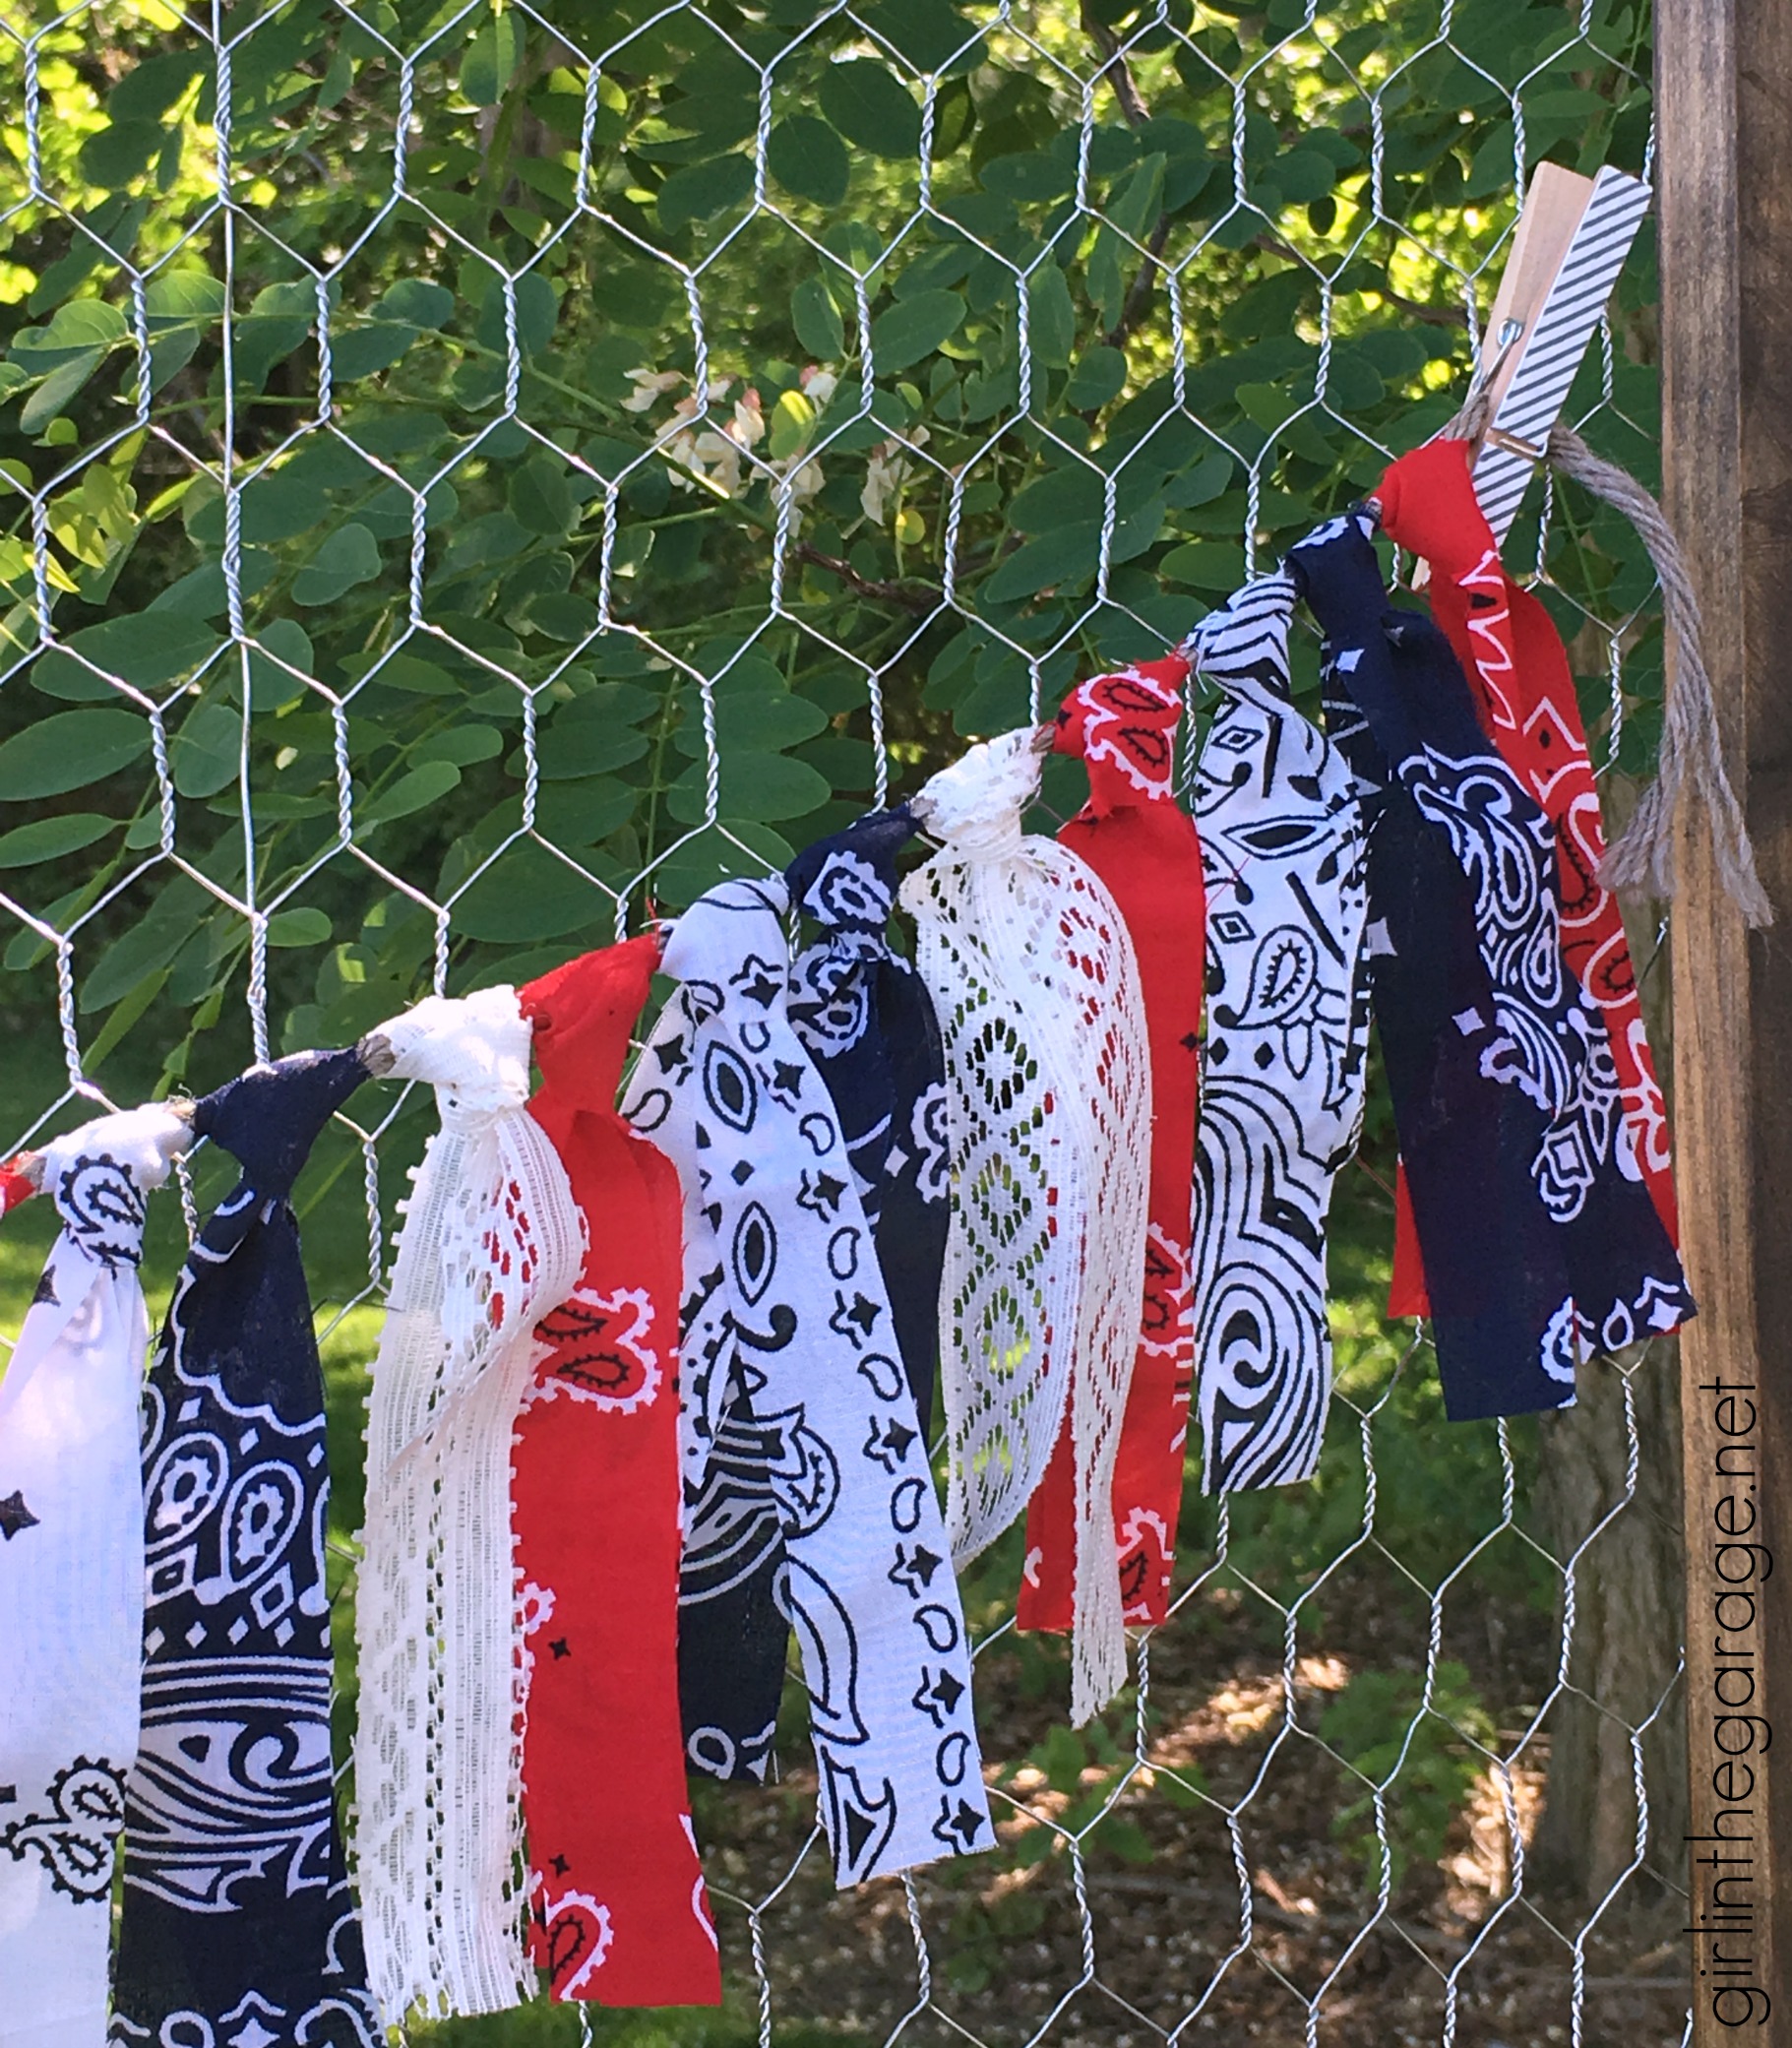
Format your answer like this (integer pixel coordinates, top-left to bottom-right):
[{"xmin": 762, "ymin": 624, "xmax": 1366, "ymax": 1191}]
[
  {"xmin": 514, "ymin": 937, "xmax": 720, "ymax": 2007},
  {"xmin": 1019, "ymin": 655, "xmax": 1206, "ymax": 1630}
]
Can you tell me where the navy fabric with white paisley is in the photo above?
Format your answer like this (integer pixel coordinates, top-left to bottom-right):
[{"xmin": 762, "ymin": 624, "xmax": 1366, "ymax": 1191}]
[
  {"xmin": 1289, "ymin": 512, "xmax": 1693, "ymax": 1417},
  {"xmin": 111, "ymin": 1049, "xmax": 380, "ymax": 2048}
]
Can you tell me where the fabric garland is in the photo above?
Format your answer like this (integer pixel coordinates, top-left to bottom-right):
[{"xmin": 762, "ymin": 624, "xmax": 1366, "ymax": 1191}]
[
  {"xmin": 1288, "ymin": 512, "xmax": 1694, "ymax": 1417},
  {"xmin": 0, "ymin": 1109, "xmax": 188, "ymax": 2048},
  {"xmin": 512, "ymin": 938, "xmax": 719, "ymax": 2008},
  {"xmin": 1187, "ymin": 575, "xmax": 1372, "ymax": 1489},
  {"xmin": 353, "ymin": 989, "xmax": 586, "ymax": 2020},
  {"xmin": 622, "ymin": 878, "xmax": 991, "ymax": 1887},
  {"xmin": 0, "ymin": 1159, "xmax": 33, "ymax": 1217},
  {"xmin": 1019, "ymin": 655, "xmax": 1206, "ymax": 1628},
  {"xmin": 1376, "ymin": 437, "xmax": 1684, "ymax": 1315},
  {"xmin": 786, "ymin": 809, "xmax": 951, "ymax": 1429},
  {"xmin": 900, "ymin": 729, "xmax": 1152, "ymax": 1725},
  {"xmin": 111, "ymin": 1050, "xmax": 381, "ymax": 2048}
]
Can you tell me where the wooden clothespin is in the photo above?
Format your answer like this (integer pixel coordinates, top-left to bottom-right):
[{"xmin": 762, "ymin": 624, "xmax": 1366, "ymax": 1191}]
[{"xmin": 1463, "ymin": 160, "xmax": 1653, "ymax": 542}]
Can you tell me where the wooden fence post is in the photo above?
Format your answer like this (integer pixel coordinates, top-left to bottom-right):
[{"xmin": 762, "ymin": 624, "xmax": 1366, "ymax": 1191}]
[{"xmin": 1657, "ymin": 3, "xmax": 1792, "ymax": 2039}]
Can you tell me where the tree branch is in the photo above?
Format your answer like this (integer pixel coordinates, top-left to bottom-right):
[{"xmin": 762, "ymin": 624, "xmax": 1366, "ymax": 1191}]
[
  {"xmin": 793, "ymin": 542, "xmax": 937, "ymax": 616},
  {"xmin": 1081, "ymin": 6, "xmax": 1150, "ymax": 128}
]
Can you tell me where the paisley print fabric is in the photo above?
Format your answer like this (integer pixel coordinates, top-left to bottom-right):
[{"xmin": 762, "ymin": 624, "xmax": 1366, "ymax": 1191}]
[
  {"xmin": 111, "ymin": 1051, "xmax": 380, "ymax": 2048},
  {"xmin": 0, "ymin": 1111, "xmax": 187, "ymax": 2048},
  {"xmin": 1186, "ymin": 576, "xmax": 1371, "ymax": 1489},
  {"xmin": 1289, "ymin": 513, "xmax": 1694, "ymax": 1418},
  {"xmin": 787, "ymin": 808, "xmax": 949, "ymax": 1430},
  {"xmin": 1377, "ymin": 437, "xmax": 1684, "ymax": 1311},
  {"xmin": 513, "ymin": 939, "xmax": 719, "ymax": 2007},
  {"xmin": 622, "ymin": 877, "xmax": 990, "ymax": 1888},
  {"xmin": 1019, "ymin": 654, "xmax": 1207, "ymax": 1626}
]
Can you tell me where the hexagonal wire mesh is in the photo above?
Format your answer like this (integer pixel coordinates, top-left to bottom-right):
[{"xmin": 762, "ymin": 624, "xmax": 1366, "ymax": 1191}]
[{"xmin": 0, "ymin": 1, "xmax": 1691, "ymax": 2043}]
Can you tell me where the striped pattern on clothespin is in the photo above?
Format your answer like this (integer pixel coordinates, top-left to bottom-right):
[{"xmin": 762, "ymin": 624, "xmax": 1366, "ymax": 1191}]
[{"xmin": 1469, "ymin": 161, "xmax": 1651, "ymax": 541}]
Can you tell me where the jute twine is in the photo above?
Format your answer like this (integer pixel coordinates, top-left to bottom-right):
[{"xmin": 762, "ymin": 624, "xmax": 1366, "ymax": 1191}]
[{"xmin": 1443, "ymin": 388, "xmax": 1772, "ymax": 928}]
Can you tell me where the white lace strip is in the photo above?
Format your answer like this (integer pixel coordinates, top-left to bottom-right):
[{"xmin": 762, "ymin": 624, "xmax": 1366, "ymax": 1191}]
[
  {"xmin": 900, "ymin": 730, "xmax": 1152, "ymax": 1724},
  {"xmin": 0, "ymin": 1106, "xmax": 187, "ymax": 2046},
  {"xmin": 352, "ymin": 988, "xmax": 586, "ymax": 2021}
]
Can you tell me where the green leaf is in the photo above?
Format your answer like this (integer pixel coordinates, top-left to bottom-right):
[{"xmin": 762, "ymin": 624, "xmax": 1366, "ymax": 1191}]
[
  {"xmin": 983, "ymin": 526, "xmax": 1097, "ymax": 603},
  {"xmin": 462, "ymin": 13, "xmax": 525, "ymax": 105},
  {"xmin": 248, "ymin": 620, "xmax": 314, "ymax": 710},
  {"xmin": 451, "ymin": 838, "xmax": 607, "ymax": 941},
  {"xmin": 329, "ymin": 318, "xmax": 420, "ymax": 382},
  {"xmin": 79, "ymin": 118, "xmax": 165, "ymax": 190},
  {"xmin": 871, "ymin": 289, "xmax": 964, "ymax": 373},
  {"xmin": 1027, "ymin": 265, "xmax": 1077, "ymax": 368},
  {"xmin": 1160, "ymin": 538, "xmax": 1246, "ymax": 591},
  {"xmin": 380, "ymin": 279, "xmax": 455, "ymax": 329},
  {"xmin": 509, "ymin": 455, "xmax": 576, "ymax": 535},
  {"xmin": 768, "ymin": 389, "xmax": 815, "ymax": 462},
  {"xmin": 0, "ymin": 812, "xmax": 119, "ymax": 867},
  {"xmin": 34, "ymin": 612, "xmax": 221, "ymax": 702},
  {"xmin": 674, "ymin": 689, "xmax": 829, "ymax": 756},
  {"xmin": 668, "ymin": 750, "xmax": 831, "ymax": 823},
  {"xmin": 1010, "ymin": 465, "xmax": 1104, "ymax": 533},
  {"xmin": 267, "ymin": 907, "xmax": 333, "ymax": 947},
  {"xmin": 792, "ymin": 276, "xmax": 845, "ymax": 359},
  {"xmin": 170, "ymin": 702, "xmax": 241, "ymax": 797},
  {"xmin": 472, "ymin": 271, "xmax": 559, "ymax": 357},
  {"xmin": 769, "ymin": 114, "xmax": 851, "ymax": 209},
  {"xmin": 292, "ymin": 522, "xmax": 382, "ymax": 606},
  {"xmin": 534, "ymin": 709, "xmax": 651, "ymax": 777},
  {"xmin": 20, "ymin": 346, "xmax": 113, "ymax": 434},
  {"xmin": 362, "ymin": 760, "xmax": 462, "ymax": 826},
  {"xmin": 79, "ymin": 876, "xmax": 205, "ymax": 1012},
  {"xmin": 657, "ymin": 155, "xmax": 755, "ymax": 234},
  {"xmin": 819, "ymin": 60, "xmax": 921, "ymax": 159},
  {"xmin": 1065, "ymin": 345, "xmax": 1127, "ymax": 408},
  {"xmin": 0, "ymin": 708, "xmax": 149, "ymax": 798}
]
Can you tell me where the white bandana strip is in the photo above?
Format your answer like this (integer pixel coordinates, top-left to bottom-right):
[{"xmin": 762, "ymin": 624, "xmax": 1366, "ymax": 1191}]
[
  {"xmin": 353, "ymin": 989, "xmax": 586, "ymax": 2020},
  {"xmin": 900, "ymin": 731, "xmax": 1152, "ymax": 1726},
  {"xmin": 0, "ymin": 1106, "xmax": 189, "ymax": 2048},
  {"xmin": 1190, "ymin": 574, "xmax": 1371, "ymax": 1492},
  {"xmin": 622, "ymin": 878, "xmax": 992, "ymax": 1885}
]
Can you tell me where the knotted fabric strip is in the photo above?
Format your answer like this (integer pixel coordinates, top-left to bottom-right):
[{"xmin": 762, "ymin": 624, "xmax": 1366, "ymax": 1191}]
[
  {"xmin": 512, "ymin": 938, "xmax": 719, "ymax": 2007},
  {"xmin": 622, "ymin": 878, "xmax": 991, "ymax": 1886},
  {"xmin": 112, "ymin": 1051, "xmax": 380, "ymax": 2048},
  {"xmin": 1377, "ymin": 438, "xmax": 1684, "ymax": 1318},
  {"xmin": 353, "ymin": 989, "xmax": 585, "ymax": 2019},
  {"xmin": 786, "ymin": 809, "xmax": 949, "ymax": 1428},
  {"xmin": 1019, "ymin": 656, "xmax": 1205, "ymax": 1629},
  {"xmin": 1289, "ymin": 513, "xmax": 1694, "ymax": 1417},
  {"xmin": 900, "ymin": 730, "xmax": 1151, "ymax": 1725},
  {"xmin": 0, "ymin": 1108, "xmax": 187, "ymax": 2048},
  {"xmin": 1187, "ymin": 576, "xmax": 1371, "ymax": 1490}
]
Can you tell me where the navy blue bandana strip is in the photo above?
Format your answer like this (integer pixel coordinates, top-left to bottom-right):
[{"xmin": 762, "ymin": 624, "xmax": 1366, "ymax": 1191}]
[
  {"xmin": 1288, "ymin": 513, "xmax": 1693, "ymax": 1418},
  {"xmin": 111, "ymin": 1049, "xmax": 380, "ymax": 2048},
  {"xmin": 786, "ymin": 808, "xmax": 950, "ymax": 1430}
]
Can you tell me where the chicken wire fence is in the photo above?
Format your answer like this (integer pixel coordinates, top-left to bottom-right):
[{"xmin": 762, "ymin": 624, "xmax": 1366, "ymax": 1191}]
[{"xmin": 0, "ymin": 0, "xmax": 1692, "ymax": 2043}]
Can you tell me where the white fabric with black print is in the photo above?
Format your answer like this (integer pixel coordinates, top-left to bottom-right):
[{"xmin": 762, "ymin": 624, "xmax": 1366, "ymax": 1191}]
[
  {"xmin": 0, "ymin": 1109, "xmax": 187, "ymax": 2048},
  {"xmin": 622, "ymin": 877, "xmax": 991, "ymax": 1889},
  {"xmin": 1189, "ymin": 574, "xmax": 1371, "ymax": 1493}
]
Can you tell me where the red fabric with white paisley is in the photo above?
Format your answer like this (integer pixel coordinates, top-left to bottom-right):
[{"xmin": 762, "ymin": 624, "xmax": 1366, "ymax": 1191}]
[
  {"xmin": 1377, "ymin": 439, "xmax": 1681, "ymax": 1317},
  {"xmin": 513, "ymin": 939, "xmax": 719, "ymax": 2007},
  {"xmin": 1019, "ymin": 655, "xmax": 1206, "ymax": 1629}
]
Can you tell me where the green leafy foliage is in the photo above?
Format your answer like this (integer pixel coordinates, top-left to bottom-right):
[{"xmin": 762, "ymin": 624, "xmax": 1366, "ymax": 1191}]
[
  {"xmin": 1321, "ymin": 1660, "xmax": 1497, "ymax": 1891},
  {"xmin": 0, "ymin": 0, "xmax": 1657, "ymax": 1090}
]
